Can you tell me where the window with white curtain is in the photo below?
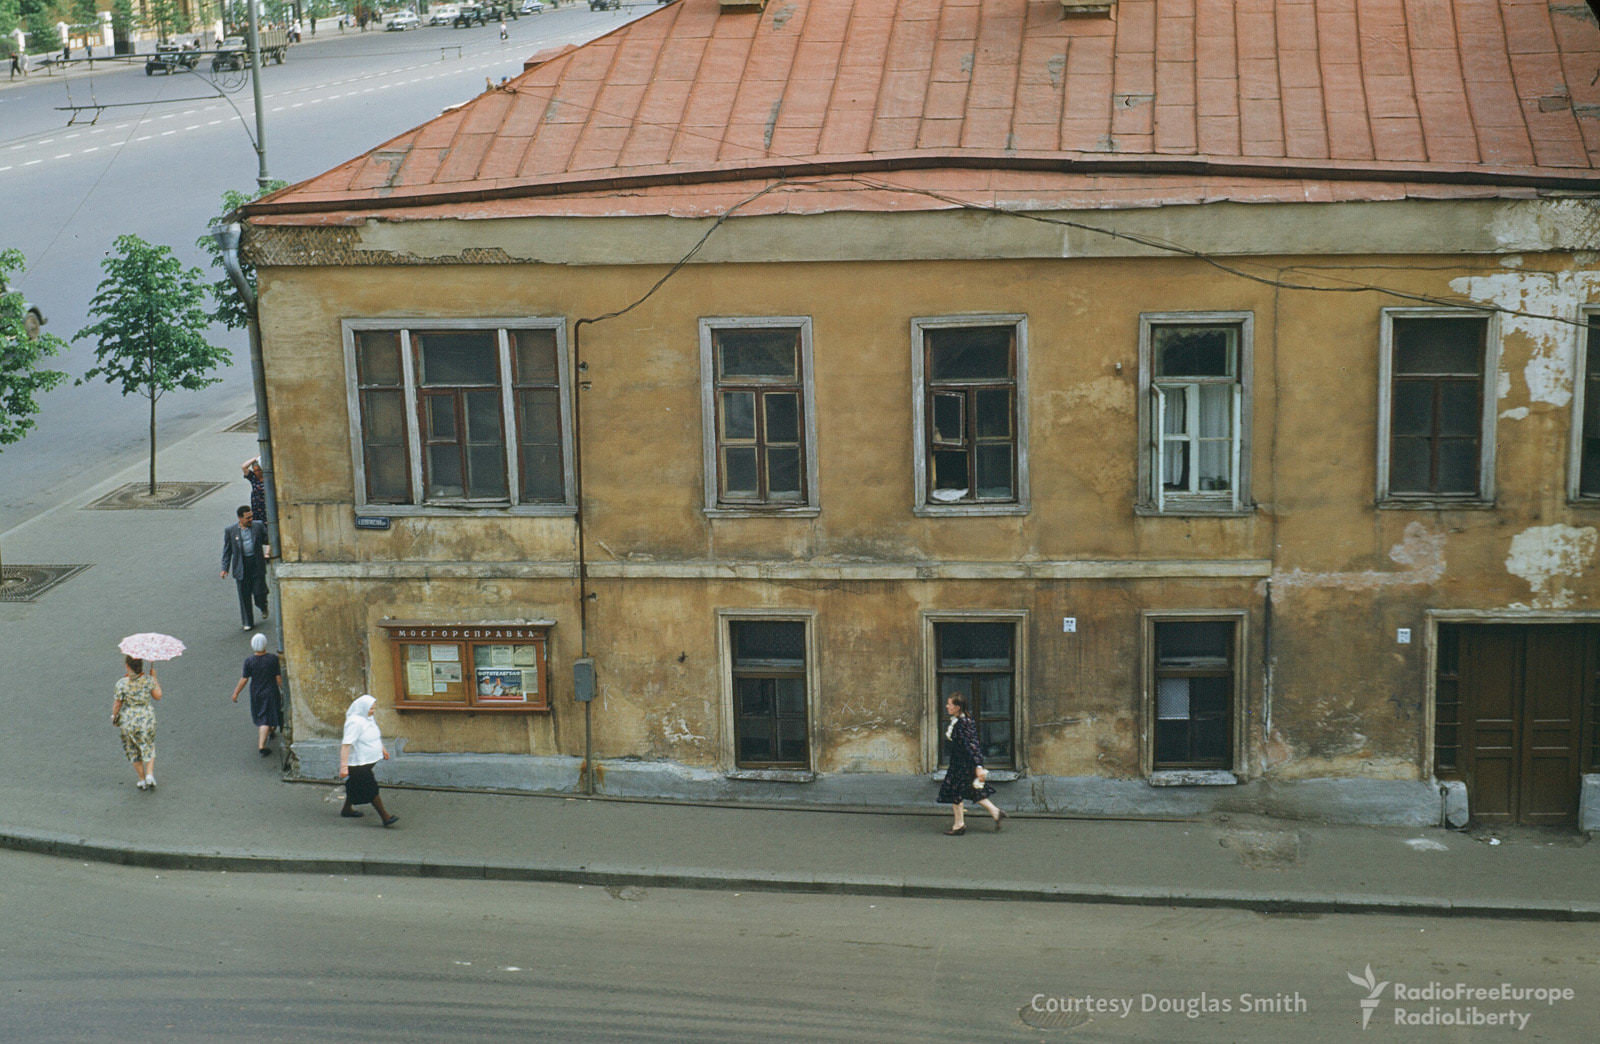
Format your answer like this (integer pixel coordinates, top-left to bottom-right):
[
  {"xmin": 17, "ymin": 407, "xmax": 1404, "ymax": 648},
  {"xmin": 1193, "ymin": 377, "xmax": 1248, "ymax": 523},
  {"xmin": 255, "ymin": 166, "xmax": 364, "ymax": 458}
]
[{"xmin": 1138, "ymin": 314, "xmax": 1252, "ymax": 514}]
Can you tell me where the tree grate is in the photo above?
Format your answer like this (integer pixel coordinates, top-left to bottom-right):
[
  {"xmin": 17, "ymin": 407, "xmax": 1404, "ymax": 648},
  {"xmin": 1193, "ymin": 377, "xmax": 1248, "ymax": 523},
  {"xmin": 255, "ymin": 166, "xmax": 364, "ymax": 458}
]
[
  {"xmin": 0, "ymin": 564, "xmax": 91, "ymax": 602},
  {"xmin": 82, "ymin": 481, "xmax": 229, "ymax": 511}
]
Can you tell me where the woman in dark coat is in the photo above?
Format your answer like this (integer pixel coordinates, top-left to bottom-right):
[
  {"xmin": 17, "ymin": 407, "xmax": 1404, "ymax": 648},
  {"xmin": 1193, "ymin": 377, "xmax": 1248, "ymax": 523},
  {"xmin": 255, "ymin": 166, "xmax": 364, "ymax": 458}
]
[
  {"xmin": 937, "ymin": 694, "xmax": 1005, "ymax": 835},
  {"xmin": 230, "ymin": 632, "xmax": 282, "ymax": 755}
]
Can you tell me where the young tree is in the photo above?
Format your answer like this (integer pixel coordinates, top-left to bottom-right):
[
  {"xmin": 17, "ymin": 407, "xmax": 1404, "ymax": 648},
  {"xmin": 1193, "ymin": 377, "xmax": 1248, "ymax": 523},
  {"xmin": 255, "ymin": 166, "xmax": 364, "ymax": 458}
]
[
  {"xmin": 77, "ymin": 235, "xmax": 231, "ymax": 496},
  {"xmin": 70, "ymin": 0, "xmax": 97, "ymax": 28},
  {"xmin": 0, "ymin": 248, "xmax": 69, "ymax": 573},
  {"xmin": 196, "ymin": 181, "xmax": 286, "ymax": 330}
]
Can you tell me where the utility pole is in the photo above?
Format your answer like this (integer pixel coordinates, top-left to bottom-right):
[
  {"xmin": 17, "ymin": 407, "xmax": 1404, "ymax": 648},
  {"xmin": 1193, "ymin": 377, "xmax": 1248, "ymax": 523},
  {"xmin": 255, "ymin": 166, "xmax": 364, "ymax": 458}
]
[{"xmin": 246, "ymin": 0, "xmax": 269, "ymax": 188}]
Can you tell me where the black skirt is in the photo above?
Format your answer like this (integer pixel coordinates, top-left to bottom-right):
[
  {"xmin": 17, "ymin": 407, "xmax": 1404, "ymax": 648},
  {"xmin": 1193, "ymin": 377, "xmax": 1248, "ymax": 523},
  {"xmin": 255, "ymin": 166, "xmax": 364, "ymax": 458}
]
[{"xmin": 345, "ymin": 763, "xmax": 379, "ymax": 805}]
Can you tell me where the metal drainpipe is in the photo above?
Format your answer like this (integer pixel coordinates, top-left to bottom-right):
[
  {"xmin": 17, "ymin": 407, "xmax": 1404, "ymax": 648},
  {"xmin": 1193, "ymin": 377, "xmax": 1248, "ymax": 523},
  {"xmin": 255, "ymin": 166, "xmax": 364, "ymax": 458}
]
[
  {"xmin": 572, "ymin": 317, "xmax": 593, "ymax": 795},
  {"xmin": 216, "ymin": 222, "xmax": 289, "ymax": 757}
]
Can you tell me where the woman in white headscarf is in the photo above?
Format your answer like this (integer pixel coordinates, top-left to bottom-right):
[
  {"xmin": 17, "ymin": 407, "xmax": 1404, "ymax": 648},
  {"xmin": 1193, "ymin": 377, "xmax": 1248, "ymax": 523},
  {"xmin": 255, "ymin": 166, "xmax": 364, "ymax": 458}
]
[
  {"xmin": 338, "ymin": 694, "xmax": 397, "ymax": 826},
  {"xmin": 230, "ymin": 632, "xmax": 283, "ymax": 756}
]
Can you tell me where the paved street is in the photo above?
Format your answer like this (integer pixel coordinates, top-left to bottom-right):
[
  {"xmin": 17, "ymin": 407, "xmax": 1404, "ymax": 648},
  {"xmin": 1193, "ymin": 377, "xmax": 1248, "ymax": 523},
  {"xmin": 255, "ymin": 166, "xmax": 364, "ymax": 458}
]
[
  {"xmin": 0, "ymin": 4, "xmax": 650, "ymax": 532},
  {"xmin": 3, "ymin": 848, "xmax": 1596, "ymax": 1042}
]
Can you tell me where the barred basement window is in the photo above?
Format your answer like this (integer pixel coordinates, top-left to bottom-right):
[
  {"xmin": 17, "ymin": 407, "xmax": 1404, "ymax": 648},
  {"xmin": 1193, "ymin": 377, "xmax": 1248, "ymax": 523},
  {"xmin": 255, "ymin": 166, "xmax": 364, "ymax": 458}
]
[
  {"xmin": 729, "ymin": 619, "xmax": 810, "ymax": 769},
  {"xmin": 1150, "ymin": 619, "xmax": 1237, "ymax": 770},
  {"xmin": 935, "ymin": 621, "xmax": 1016, "ymax": 769}
]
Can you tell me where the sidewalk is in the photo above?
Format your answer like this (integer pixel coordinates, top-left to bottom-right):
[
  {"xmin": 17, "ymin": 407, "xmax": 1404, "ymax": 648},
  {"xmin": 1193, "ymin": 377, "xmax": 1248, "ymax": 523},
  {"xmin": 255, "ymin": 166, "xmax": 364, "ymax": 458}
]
[{"xmin": 0, "ymin": 402, "xmax": 1595, "ymax": 921}]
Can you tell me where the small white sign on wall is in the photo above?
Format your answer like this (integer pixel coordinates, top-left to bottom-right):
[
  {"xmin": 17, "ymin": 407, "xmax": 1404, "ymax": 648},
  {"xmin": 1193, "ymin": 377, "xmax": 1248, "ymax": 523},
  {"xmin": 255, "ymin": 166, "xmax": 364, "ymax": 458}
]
[
  {"xmin": 1063, "ymin": 617, "xmax": 1077, "ymax": 633},
  {"xmin": 1396, "ymin": 628, "xmax": 1412, "ymax": 644}
]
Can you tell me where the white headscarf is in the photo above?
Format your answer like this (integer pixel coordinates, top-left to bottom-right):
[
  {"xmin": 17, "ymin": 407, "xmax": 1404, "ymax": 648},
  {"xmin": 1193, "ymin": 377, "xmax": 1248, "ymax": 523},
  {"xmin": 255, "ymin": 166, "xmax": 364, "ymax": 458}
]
[
  {"xmin": 250, "ymin": 633, "xmax": 268, "ymax": 653},
  {"xmin": 341, "ymin": 694, "xmax": 382, "ymax": 760}
]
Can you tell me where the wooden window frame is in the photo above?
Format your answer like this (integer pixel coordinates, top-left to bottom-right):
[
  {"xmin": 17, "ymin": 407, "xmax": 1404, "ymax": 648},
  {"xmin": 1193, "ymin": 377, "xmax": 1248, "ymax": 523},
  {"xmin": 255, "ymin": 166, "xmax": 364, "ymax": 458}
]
[
  {"xmin": 1136, "ymin": 313, "xmax": 1253, "ymax": 516},
  {"xmin": 1568, "ymin": 308, "xmax": 1600, "ymax": 503},
  {"xmin": 911, "ymin": 316, "xmax": 1029, "ymax": 516},
  {"xmin": 383, "ymin": 622, "xmax": 552, "ymax": 712},
  {"xmin": 698, "ymin": 317, "xmax": 819, "ymax": 517},
  {"xmin": 1140, "ymin": 611, "xmax": 1247, "ymax": 778},
  {"xmin": 715, "ymin": 610, "xmax": 818, "ymax": 772},
  {"xmin": 921, "ymin": 610, "xmax": 1029, "ymax": 773},
  {"xmin": 342, "ymin": 319, "xmax": 576, "ymax": 517},
  {"xmin": 1376, "ymin": 309, "xmax": 1500, "ymax": 508}
]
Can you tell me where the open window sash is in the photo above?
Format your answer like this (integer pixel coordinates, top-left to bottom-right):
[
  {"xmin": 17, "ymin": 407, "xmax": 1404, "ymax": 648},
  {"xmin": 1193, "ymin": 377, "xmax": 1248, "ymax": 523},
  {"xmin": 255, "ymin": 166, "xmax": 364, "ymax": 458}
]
[{"xmin": 1151, "ymin": 382, "xmax": 1241, "ymax": 511}]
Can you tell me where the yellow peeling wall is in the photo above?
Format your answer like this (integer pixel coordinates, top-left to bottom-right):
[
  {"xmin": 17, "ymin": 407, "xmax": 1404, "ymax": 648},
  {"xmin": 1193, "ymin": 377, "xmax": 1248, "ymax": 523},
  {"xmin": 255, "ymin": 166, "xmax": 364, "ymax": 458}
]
[{"xmin": 254, "ymin": 239, "xmax": 1600, "ymax": 783}]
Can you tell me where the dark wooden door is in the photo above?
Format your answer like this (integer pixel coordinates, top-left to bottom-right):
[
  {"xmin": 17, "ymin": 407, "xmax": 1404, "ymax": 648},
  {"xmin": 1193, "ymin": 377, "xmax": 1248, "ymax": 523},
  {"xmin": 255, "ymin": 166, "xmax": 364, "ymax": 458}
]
[{"xmin": 1457, "ymin": 626, "xmax": 1587, "ymax": 826}]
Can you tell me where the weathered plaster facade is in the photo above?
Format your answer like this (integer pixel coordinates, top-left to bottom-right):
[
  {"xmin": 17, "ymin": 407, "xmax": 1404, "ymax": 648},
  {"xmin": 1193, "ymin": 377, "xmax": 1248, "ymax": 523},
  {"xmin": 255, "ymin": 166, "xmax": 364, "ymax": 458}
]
[{"xmin": 248, "ymin": 194, "xmax": 1600, "ymax": 824}]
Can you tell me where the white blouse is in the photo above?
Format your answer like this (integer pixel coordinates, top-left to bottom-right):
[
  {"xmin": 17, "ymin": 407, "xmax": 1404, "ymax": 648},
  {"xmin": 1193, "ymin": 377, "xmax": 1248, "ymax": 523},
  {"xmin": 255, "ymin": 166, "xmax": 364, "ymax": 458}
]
[{"xmin": 342, "ymin": 714, "xmax": 384, "ymax": 766}]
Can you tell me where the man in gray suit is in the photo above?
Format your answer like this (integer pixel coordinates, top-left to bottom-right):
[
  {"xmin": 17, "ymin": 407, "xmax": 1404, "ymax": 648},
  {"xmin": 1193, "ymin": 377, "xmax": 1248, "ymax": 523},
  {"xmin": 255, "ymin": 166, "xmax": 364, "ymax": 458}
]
[{"xmin": 221, "ymin": 505, "xmax": 271, "ymax": 631}]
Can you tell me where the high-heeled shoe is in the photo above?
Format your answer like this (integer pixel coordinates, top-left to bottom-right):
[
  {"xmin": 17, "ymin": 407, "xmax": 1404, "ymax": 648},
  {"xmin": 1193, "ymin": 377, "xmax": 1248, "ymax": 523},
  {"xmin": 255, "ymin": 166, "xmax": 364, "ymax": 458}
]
[{"xmin": 943, "ymin": 826, "xmax": 965, "ymax": 836}]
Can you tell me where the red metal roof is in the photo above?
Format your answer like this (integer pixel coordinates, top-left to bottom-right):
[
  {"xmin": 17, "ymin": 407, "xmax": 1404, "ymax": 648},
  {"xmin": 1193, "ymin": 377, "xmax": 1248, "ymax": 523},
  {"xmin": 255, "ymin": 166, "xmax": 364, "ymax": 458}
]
[{"xmin": 250, "ymin": 0, "xmax": 1600, "ymax": 220}]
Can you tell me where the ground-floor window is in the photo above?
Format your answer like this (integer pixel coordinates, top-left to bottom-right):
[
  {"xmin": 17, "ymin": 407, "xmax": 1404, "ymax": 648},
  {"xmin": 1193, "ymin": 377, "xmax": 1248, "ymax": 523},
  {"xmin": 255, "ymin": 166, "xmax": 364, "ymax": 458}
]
[
  {"xmin": 728, "ymin": 619, "xmax": 809, "ymax": 769},
  {"xmin": 382, "ymin": 622, "xmax": 551, "ymax": 712},
  {"xmin": 934, "ymin": 620, "xmax": 1017, "ymax": 769},
  {"xmin": 1147, "ymin": 616, "xmax": 1239, "ymax": 770}
]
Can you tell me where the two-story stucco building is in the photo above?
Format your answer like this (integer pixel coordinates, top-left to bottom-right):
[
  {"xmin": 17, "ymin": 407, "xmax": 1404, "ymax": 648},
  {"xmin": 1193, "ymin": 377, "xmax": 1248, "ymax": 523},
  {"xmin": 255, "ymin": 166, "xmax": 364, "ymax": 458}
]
[{"xmin": 242, "ymin": 0, "xmax": 1600, "ymax": 827}]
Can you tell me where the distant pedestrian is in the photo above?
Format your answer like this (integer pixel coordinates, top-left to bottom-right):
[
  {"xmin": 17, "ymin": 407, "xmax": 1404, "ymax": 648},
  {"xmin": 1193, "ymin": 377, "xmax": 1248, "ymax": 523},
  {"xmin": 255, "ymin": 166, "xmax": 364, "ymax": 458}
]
[
  {"xmin": 338, "ymin": 695, "xmax": 398, "ymax": 826},
  {"xmin": 937, "ymin": 694, "xmax": 1004, "ymax": 835},
  {"xmin": 8, "ymin": 51, "xmax": 21, "ymax": 79},
  {"xmin": 61, "ymin": 42, "xmax": 70, "ymax": 62},
  {"xmin": 112, "ymin": 655, "xmax": 162, "ymax": 791},
  {"xmin": 231, "ymin": 633, "xmax": 283, "ymax": 756},
  {"xmin": 310, "ymin": 15, "xmax": 317, "ymax": 34},
  {"xmin": 220, "ymin": 504, "xmax": 271, "ymax": 631},
  {"xmin": 242, "ymin": 456, "xmax": 267, "ymax": 524},
  {"xmin": 498, "ymin": 17, "xmax": 508, "ymax": 40}
]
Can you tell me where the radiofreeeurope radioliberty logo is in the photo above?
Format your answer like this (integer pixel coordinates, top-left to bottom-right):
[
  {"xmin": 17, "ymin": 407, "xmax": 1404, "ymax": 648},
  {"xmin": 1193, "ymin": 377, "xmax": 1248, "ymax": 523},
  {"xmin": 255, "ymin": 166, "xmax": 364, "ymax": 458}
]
[
  {"xmin": 1346, "ymin": 964, "xmax": 1574, "ymax": 1031},
  {"xmin": 1347, "ymin": 966, "xmax": 1389, "ymax": 1030}
]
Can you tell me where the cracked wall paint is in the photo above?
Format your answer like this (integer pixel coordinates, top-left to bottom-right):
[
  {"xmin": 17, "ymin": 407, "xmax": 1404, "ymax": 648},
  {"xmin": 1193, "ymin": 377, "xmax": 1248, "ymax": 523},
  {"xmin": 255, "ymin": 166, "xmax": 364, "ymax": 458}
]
[
  {"xmin": 1505, "ymin": 524, "xmax": 1598, "ymax": 607},
  {"xmin": 1272, "ymin": 522, "xmax": 1445, "ymax": 591},
  {"xmin": 1450, "ymin": 269, "xmax": 1600, "ymax": 409}
]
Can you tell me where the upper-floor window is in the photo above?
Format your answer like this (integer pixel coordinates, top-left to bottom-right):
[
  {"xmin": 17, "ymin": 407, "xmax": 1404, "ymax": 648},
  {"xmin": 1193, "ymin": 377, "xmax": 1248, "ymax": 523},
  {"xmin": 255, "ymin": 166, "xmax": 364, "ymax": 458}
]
[
  {"xmin": 1138, "ymin": 314, "xmax": 1252, "ymax": 513},
  {"xmin": 1572, "ymin": 314, "xmax": 1600, "ymax": 500},
  {"xmin": 699, "ymin": 318, "xmax": 818, "ymax": 516},
  {"xmin": 344, "ymin": 321, "xmax": 574, "ymax": 513},
  {"xmin": 912, "ymin": 316, "xmax": 1029, "ymax": 515},
  {"xmin": 1378, "ymin": 311, "xmax": 1498, "ymax": 505}
]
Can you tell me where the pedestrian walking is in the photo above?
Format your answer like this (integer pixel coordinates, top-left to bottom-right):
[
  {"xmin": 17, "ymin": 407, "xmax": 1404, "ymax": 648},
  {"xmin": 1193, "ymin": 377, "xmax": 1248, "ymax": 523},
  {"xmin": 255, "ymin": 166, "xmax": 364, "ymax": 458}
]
[
  {"xmin": 220, "ymin": 504, "xmax": 271, "ymax": 631},
  {"xmin": 937, "ymin": 694, "xmax": 1005, "ymax": 835},
  {"xmin": 242, "ymin": 456, "xmax": 267, "ymax": 524},
  {"xmin": 112, "ymin": 655, "xmax": 162, "ymax": 791},
  {"xmin": 10, "ymin": 50, "xmax": 24, "ymax": 79},
  {"xmin": 230, "ymin": 633, "xmax": 283, "ymax": 756},
  {"xmin": 338, "ymin": 695, "xmax": 398, "ymax": 826},
  {"xmin": 498, "ymin": 17, "xmax": 508, "ymax": 40}
]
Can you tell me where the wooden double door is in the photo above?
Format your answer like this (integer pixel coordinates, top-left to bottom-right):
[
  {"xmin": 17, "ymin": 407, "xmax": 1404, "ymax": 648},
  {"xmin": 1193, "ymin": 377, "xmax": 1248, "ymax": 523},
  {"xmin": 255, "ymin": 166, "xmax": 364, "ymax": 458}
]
[{"xmin": 1439, "ymin": 624, "xmax": 1595, "ymax": 827}]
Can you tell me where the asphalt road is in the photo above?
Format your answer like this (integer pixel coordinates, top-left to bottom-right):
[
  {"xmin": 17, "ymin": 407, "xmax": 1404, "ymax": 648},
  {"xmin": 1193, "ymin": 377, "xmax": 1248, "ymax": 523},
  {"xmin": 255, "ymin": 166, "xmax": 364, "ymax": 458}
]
[
  {"xmin": 1, "ymin": 848, "xmax": 1594, "ymax": 1043},
  {"xmin": 0, "ymin": 4, "xmax": 648, "ymax": 533}
]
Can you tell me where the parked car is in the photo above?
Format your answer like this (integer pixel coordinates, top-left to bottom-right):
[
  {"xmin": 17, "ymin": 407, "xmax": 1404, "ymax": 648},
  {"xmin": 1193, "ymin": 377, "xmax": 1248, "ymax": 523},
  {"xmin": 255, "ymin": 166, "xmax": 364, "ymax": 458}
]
[
  {"xmin": 589, "ymin": 0, "xmax": 618, "ymax": 9},
  {"xmin": 428, "ymin": 4, "xmax": 460, "ymax": 24},
  {"xmin": 144, "ymin": 48, "xmax": 198, "ymax": 75},
  {"xmin": 520, "ymin": 0, "xmax": 544, "ymax": 11},
  {"xmin": 386, "ymin": 10, "xmax": 421, "ymax": 29},
  {"xmin": 452, "ymin": 3, "xmax": 486, "ymax": 26}
]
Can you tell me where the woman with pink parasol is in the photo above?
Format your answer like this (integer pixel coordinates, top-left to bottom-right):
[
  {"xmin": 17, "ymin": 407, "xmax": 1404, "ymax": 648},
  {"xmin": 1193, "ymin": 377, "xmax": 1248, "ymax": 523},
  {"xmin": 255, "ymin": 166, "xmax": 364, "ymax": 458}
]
[{"xmin": 113, "ymin": 634, "xmax": 184, "ymax": 791}]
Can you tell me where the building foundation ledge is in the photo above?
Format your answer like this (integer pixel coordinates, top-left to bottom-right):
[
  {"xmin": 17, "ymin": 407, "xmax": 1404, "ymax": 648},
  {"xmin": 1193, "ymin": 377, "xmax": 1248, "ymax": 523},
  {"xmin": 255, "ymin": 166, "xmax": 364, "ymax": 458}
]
[{"xmin": 290, "ymin": 743, "xmax": 1442, "ymax": 825}]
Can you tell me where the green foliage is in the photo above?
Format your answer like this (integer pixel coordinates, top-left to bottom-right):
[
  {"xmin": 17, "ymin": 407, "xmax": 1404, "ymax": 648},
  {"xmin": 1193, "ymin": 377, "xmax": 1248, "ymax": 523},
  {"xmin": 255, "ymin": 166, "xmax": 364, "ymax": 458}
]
[
  {"xmin": 23, "ymin": 8, "xmax": 53, "ymax": 53},
  {"xmin": 0, "ymin": 249, "xmax": 69, "ymax": 450},
  {"xmin": 197, "ymin": 182, "xmax": 286, "ymax": 330},
  {"xmin": 110, "ymin": 0, "xmax": 134, "ymax": 35},
  {"xmin": 76, "ymin": 235, "xmax": 231, "ymax": 491},
  {"xmin": 70, "ymin": 0, "xmax": 97, "ymax": 27},
  {"xmin": 0, "ymin": 0, "xmax": 20, "ymax": 41},
  {"xmin": 145, "ymin": 0, "xmax": 186, "ymax": 39}
]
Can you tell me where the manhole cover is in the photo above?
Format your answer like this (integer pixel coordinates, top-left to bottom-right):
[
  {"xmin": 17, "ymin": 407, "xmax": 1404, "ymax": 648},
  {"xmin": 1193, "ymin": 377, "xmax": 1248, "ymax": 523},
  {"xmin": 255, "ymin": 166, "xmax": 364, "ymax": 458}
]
[
  {"xmin": 1018, "ymin": 1003, "xmax": 1093, "ymax": 1032},
  {"xmin": 83, "ymin": 481, "xmax": 229, "ymax": 511},
  {"xmin": 0, "ymin": 564, "xmax": 91, "ymax": 602},
  {"xmin": 224, "ymin": 414, "xmax": 258, "ymax": 433}
]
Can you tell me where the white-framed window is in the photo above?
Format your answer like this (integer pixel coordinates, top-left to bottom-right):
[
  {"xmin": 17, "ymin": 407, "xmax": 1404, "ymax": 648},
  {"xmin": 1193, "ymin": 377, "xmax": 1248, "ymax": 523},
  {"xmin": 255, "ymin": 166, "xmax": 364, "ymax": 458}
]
[
  {"xmin": 715, "ymin": 610, "xmax": 818, "ymax": 772},
  {"xmin": 698, "ymin": 318, "xmax": 819, "ymax": 516},
  {"xmin": 1137, "ymin": 313, "xmax": 1252, "ymax": 514},
  {"xmin": 1140, "ymin": 610, "xmax": 1247, "ymax": 778},
  {"xmin": 1377, "ymin": 309, "xmax": 1499, "ymax": 506},
  {"xmin": 1570, "ymin": 310, "xmax": 1600, "ymax": 501},
  {"xmin": 921, "ymin": 610, "xmax": 1028, "ymax": 772},
  {"xmin": 911, "ymin": 315, "xmax": 1029, "ymax": 516},
  {"xmin": 342, "ymin": 319, "xmax": 575, "ymax": 515}
]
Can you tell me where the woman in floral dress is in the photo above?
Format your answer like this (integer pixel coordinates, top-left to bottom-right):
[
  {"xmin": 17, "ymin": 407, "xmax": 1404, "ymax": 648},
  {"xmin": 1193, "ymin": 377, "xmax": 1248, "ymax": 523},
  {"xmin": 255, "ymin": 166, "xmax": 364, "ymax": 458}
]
[
  {"xmin": 112, "ymin": 655, "xmax": 162, "ymax": 790},
  {"xmin": 936, "ymin": 694, "xmax": 1005, "ymax": 835}
]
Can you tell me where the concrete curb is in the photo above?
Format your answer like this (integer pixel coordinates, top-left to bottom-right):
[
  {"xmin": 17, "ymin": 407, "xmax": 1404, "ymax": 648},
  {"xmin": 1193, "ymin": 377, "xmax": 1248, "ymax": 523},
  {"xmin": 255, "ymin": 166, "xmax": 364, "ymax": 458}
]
[{"xmin": 5, "ymin": 826, "xmax": 1596, "ymax": 922}]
